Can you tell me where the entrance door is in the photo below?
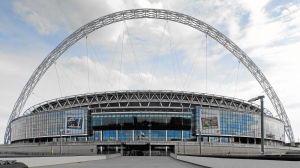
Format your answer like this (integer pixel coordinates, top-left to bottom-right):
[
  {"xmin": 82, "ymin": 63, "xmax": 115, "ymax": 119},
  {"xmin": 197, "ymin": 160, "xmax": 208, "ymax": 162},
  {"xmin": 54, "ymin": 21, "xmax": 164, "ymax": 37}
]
[{"xmin": 122, "ymin": 145, "xmax": 174, "ymax": 156}]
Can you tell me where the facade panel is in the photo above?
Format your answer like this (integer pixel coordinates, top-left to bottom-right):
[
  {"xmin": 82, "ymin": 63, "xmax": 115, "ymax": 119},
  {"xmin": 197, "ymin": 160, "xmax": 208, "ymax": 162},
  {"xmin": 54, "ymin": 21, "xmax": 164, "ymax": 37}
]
[
  {"xmin": 10, "ymin": 91, "xmax": 285, "ymax": 146},
  {"xmin": 11, "ymin": 109, "xmax": 89, "ymax": 142}
]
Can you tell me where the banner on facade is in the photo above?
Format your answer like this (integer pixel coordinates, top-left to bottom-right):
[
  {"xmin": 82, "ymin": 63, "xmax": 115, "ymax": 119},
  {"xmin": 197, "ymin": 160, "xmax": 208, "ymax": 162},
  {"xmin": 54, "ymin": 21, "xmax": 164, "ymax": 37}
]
[{"xmin": 66, "ymin": 117, "xmax": 83, "ymax": 129}]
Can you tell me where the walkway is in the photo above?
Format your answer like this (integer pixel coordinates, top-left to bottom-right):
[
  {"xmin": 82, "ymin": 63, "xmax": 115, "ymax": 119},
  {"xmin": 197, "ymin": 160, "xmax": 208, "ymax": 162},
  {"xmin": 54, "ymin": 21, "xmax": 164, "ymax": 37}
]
[{"xmin": 38, "ymin": 156, "xmax": 203, "ymax": 168}]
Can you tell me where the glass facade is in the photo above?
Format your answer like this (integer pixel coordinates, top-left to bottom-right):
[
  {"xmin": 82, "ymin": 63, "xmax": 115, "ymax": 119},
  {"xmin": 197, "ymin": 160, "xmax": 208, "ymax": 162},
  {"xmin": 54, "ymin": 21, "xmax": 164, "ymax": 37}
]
[
  {"xmin": 10, "ymin": 107, "xmax": 284, "ymax": 143},
  {"xmin": 11, "ymin": 109, "xmax": 90, "ymax": 142},
  {"xmin": 92, "ymin": 112, "xmax": 191, "ymax": 130},
  {"xmin": 91, "ymin": 108, "xmax": 284, "ymax": 142},
  {"xmin": 199, "ymin": 108, "xmax": 284, "ymax": 141}
]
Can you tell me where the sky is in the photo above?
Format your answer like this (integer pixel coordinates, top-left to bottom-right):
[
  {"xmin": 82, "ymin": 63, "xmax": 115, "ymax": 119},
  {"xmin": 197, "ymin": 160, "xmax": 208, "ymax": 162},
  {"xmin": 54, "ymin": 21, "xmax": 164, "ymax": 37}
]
[{"xmin": 1, "ymin": 0, "xmax": 300, "ymax": 144}]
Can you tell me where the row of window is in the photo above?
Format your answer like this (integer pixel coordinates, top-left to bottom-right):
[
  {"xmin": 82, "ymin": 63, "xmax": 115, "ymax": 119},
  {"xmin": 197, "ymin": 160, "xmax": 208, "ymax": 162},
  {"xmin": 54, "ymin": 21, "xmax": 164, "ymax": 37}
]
[
  {"xmin": 89, "ymin": 130, "xmax": 193, "ymax": 141},
  {"xmin": 11, "ymin": 109, "xmax": 88, "ymax": 141},
  {"xmin": 92, "ymin": 113, "xmax": 192, "ymax": 130},
  {"xmin": 11, "ymin": 107, "xmax": 284, "ymax": 142}
]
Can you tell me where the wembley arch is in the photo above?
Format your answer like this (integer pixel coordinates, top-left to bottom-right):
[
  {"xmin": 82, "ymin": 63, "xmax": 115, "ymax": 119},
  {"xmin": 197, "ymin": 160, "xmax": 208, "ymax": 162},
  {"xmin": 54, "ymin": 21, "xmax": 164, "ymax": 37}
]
[{"xmin": 4, "ymin": 9, "xmax": 295, "ymax": 145}]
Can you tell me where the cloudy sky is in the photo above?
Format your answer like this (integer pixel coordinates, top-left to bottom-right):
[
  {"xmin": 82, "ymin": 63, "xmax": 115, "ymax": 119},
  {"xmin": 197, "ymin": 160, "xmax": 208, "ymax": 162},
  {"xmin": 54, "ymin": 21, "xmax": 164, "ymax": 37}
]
[{"xmin": 1, "ymin": 0, "xmax": 300, "ymax": 144}]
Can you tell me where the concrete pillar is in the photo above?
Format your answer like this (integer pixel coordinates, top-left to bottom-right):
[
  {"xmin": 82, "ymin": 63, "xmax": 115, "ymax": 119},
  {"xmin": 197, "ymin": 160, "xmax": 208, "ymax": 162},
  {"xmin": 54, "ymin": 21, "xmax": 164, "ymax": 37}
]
[
  {"xmin": 166, "ymin": 145, "xmax": 168, "ymax": 156},
  {"xmin": 132, "ymin": 130, "xmax": 135, "ymax": 141},
  {"xmin": 181, "ymin": 130, "xmax": 183, "ymax": 141},
  {"xmin": 166, "ymin": 130, "xmax": 167, "ymax": 141}
]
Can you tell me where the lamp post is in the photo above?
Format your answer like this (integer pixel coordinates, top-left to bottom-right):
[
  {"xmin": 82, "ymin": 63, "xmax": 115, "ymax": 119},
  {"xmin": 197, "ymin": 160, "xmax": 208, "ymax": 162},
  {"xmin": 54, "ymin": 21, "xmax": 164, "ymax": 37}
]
[
  {"xmin": 230, "ymin": 128, "xmax": 234, "ymax": 143},
  {"xmin": 199, "ymin": 129, "xmax": 202, "ymax": 155},
  {"xmin": 253, "ymin": 130, "xmax": 256, "ymax": 145},
  {"xmin": 183, "ymin": 139, "xmax": 186, "ymax": 154},
  {"xmin": 148, "ymin": 124, "xmax": 152, "ymax": 156},
  {"xmin": 248, "ymin": 95, "xmax": 265, "ymax": 155},
  {"xmin": 120, "ymin": 123, "xmax": 124, "ymax": 155},
  {"xmin": 32, "ymin": 127, "xmax": 36, "ymax": 145},
  {"xmin": 108, "ymin": 139, "xmax": 110, "ymax": 155},
  {"xmin": 59, "ymin": 129, "xmax": 63, "ymax": 154},
  {"xmin": 177, "ymin": 142, "xmax": 180, "ymax": 154}
]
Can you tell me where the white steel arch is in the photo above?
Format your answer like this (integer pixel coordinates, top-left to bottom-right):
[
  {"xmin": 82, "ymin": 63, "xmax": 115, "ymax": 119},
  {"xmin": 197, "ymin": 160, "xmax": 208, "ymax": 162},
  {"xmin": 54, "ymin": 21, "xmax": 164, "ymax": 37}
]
[{"xmin": 4, "ymin": 9, "xmax": 295, "ymax": 145}]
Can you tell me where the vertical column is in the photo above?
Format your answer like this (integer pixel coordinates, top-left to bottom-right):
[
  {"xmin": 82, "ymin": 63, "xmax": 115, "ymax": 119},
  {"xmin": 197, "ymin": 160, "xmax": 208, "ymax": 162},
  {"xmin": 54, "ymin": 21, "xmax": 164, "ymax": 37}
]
[
  {"xmin": 132, "ymin": 130, "xmax": 134, "ymax": 141},
  {"xmin": 165, "ymin": 130, "xmax": 168, "ymax": 141},
  {"xmin": 100, "ymin": 130, "xmax": 103, "ymax": 141},
  {"xmin": 181, "ymin": 130, "xmax": 183, "ymax": 141},
  {"xmin": 166, "ymin": 145, "xmax": 168, "ymax": 156},
  {"xmin": 116, "ymin": 130, "xmax": 118, "ymax": 141}
]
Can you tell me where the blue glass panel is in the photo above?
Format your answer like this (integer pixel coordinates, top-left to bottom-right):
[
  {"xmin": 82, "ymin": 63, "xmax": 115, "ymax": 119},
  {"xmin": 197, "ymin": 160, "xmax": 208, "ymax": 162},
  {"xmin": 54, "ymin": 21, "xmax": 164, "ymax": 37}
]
[
  {"xmin": 103, "ymin": 130, "xmax": 116, "ymax": 141},
  {"xmin": 167, "ymin": 130, "xmax": 181, "ymax": 141},
  {"xmin": 118, "ymin": 130, "xmax": 132, "ymax": 141}
]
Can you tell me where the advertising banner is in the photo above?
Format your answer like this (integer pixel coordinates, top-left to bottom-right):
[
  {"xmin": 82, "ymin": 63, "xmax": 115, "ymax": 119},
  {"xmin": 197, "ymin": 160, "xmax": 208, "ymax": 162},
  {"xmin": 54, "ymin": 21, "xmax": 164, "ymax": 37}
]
[
  {"xmin": 201, "ymin": 116, "xmax": 218, "ymax": 129},
  {"xmin": 200, "ymin": 109, "xmax": 220, "ymax": 134},
  {"xmin": 67, "ymin": 117, "xmax": 83, "ymax": 129},
  {"xmin": 65, "ymin": 110, "xmax": 85, "ymax": 135}
]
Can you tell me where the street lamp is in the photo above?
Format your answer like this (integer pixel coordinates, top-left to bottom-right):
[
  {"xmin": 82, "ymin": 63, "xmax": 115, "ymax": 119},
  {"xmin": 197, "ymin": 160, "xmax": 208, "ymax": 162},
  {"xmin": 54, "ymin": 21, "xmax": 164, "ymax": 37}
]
[
  {"xmin": 120, "ymin": 123, "xmax": 124, "ymax": 155},
  {"xmin": 248, "ymin": 95, "xmax": 265, "ymax": 155},
  {"xmin": 196, "ymin": 128, "xmax": 201, "ymax": 155},
  {"xmin": 59, "ymin": 129, "xmax": 64, "ymax": 154},
  {"xmin": 108, "ymin": 139, "xmax": 110, "ymax": 155},
  {"xmin": 148, "ymin": 124, "xmax": 152, "ymax": 156},
  {"xmin": 183, "ymin": 139, "xmax": 186, "ymax": 154},
  {"xmin": 177, "ymin": 142, "xmax": 180, "ymax": 154},
  {"xmin": 230, "ymin": 128, "xmax": 234, "ymax": 143},
  {"xmin": 252, "ymin": 130, "xmax": 256, "ymax": 145},
  {"xmin": 32, "ymin": 127, "xmax": 36, "ymax": 145}
]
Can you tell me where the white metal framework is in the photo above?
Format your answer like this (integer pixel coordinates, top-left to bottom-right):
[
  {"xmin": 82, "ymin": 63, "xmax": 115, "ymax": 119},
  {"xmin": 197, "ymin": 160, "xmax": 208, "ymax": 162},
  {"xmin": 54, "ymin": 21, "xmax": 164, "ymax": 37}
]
[
  {"xmin": 4, "ymin": 9, "xmax": 294, "ymax": 145},
  {"xmin": 21, "ymin": 90, "xmax": 271, "ymax": 115}
]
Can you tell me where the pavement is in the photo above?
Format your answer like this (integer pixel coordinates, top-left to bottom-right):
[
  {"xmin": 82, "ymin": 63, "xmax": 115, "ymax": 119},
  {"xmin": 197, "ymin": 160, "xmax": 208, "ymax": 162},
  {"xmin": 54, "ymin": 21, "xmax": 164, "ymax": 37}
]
[
  {"xmin": 35, "ymin": 156, "xmax": 203, "ymax": 168},
  {"xmin": 0, "ymin": 155, "xmax": 108, "ymax": 167},
  {"xmin": 4, "ymin": 154, "xmax": 300, "ymax": 168},
  {"xmin": 177, "ymin": 155, "xmax": 300, "ymax": 168}
]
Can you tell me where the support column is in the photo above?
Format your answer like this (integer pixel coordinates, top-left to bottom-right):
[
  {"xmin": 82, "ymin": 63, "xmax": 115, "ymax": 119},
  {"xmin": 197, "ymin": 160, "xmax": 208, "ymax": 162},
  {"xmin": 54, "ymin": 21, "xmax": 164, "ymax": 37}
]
[
  {"xmin": 166, "ymin": 130, "xmax": 168, "ymax": 141},
  {"xmin": 166, "ymin": 145, "xmax": 168, "ymax": 156},
  {"xmin": 132, "ymin": 130, "xmax": 134, "ymax": 141}
]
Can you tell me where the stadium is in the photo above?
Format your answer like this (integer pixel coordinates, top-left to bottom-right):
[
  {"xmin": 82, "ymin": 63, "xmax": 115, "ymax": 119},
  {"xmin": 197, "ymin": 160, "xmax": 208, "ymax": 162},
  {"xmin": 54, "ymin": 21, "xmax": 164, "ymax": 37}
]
[
  {"xmin": 9, "ymin": 90, "xmax": 285, "ymax": 155},
  {"xmin": 3, "ymin": 9, "xmax": 296, "ymax": 156}
]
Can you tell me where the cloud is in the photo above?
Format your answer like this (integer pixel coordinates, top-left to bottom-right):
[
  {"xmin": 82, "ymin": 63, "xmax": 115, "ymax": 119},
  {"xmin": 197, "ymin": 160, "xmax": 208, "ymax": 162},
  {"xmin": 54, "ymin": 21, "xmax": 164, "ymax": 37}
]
[
  {"xmin": 2, "ymin": 0, "xmax": 300, "ymax": 144},
  {"xmin": 13, "ymin": 1, "xmax": 60, "ymax": 35}
]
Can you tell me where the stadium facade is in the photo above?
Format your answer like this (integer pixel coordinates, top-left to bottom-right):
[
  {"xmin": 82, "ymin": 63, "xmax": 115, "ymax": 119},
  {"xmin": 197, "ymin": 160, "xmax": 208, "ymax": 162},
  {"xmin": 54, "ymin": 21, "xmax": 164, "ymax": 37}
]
[{"xmin": 10, "ymin": 90, "xmax": 285, "ymax": 155}]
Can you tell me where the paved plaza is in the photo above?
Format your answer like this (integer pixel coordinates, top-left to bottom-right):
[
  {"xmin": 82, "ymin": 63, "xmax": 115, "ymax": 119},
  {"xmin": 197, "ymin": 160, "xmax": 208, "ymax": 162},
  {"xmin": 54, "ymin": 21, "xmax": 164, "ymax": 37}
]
[{"xmin": 37, "ymin": 156, "xmax": 203, "ymax": 168}]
